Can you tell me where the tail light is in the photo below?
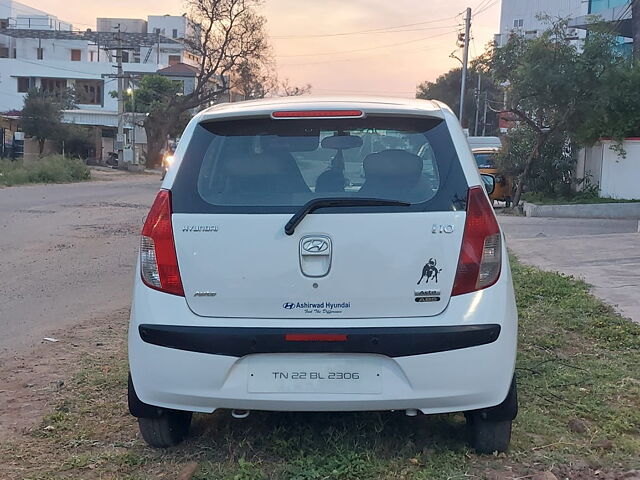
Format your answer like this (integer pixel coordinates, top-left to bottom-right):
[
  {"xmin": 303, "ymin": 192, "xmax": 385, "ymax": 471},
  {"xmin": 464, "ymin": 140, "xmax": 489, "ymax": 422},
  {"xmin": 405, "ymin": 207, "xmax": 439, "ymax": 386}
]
[
  {"xmin": 452, "ymin": 186, "xmax": 502, "ymax": 296},
  {"xmin": 140, "ymin": 189, "xmax": 184, "ymax": 296}
]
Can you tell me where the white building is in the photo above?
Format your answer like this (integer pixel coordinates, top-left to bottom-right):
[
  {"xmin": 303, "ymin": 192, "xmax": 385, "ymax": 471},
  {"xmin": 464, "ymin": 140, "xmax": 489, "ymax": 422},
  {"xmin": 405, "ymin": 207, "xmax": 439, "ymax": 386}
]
[
  {"xmin": 0, "ymin": 0, "xmax": 71, "ymax": 31},
  {"xmin": 148, "ymin": 14, "xmax": 194, "ymax": 40},
  {"xmin": 494, "ymin": 0, "xmax": 587, "ymax": 46},
  {"xmin": 96, "ymin": 18, "xmax": 147, "ymax": 34},
  {"xmin": 0, "ymin": 4, "xmax": 203, "ymax": 162},
  {"xmin": 0, "ymin": 30, "xmax": 188, "ymax": 112}
]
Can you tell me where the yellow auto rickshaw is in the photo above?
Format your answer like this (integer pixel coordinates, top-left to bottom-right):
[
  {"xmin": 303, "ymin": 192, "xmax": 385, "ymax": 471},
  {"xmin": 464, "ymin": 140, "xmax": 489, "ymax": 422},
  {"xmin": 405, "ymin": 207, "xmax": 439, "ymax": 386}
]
[{"xmin": 467, "ymin": 137, "xmax": 513, "ymax": 207}]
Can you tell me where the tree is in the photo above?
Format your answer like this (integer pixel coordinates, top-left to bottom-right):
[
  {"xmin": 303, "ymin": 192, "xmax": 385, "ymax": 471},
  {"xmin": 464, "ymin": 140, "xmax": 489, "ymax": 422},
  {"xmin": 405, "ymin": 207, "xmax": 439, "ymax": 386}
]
[
  {"xmin": 416, "ymin": 59, "xmax": 501, "ymax": 134},
  {"xmin": 21, "ymin": 88, "xmax": 75, "ymax": 155},
  {"xmin": 235, "ymin": 58, "xmax": 277, "ymax": 99},
  {"xmin": 279, "ymin": 78, "xmax": 312, "ymax": 97},
  {"xmin": 490, "ymin": 19, "xmax": 623, "ymax": 206},
  {"xmin": 574, "ymin": 60, "xmax": 640, "ymax": 151},
  {"xmin": 141, "ymin": 0, "xmax": 271, "ymax": 167},
  {"xmin": 497, "ymin": 126, "xmax": 576, "ymax": 198}
]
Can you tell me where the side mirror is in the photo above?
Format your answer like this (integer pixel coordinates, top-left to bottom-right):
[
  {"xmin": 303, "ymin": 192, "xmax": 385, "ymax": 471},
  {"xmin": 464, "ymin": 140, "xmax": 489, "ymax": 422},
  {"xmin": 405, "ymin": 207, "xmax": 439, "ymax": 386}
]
[{"xmin": 481, "ymin": 174, "xmax": 495, "ymax": 195}]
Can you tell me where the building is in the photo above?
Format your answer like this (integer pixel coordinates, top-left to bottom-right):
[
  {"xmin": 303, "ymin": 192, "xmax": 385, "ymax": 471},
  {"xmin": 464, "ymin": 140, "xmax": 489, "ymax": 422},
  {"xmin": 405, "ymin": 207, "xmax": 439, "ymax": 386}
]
[
  {"xmin": 0, "ymin": 3, "xmax": 205, "ymax": 163},
  {"xmin": 570, "ymin": 0, "xmax": 634, "ymax": 55},
  {"xmin": 0, "ymin": 0, "xmax": 71, "ymax": 31},
  {"xmin": 577, "ymin": 139, "xmax": 640, "ymax": 200},
  {"xmin": 96, "ymin": 18, "xmax": 147, "ymax": 34},
  {"xmin": 494, "ymin": 0, "xmax": 586, "ymax": 46},
  {"xmin": 147, "ymin": 14, "xmax": 195, "ymax": 40}
]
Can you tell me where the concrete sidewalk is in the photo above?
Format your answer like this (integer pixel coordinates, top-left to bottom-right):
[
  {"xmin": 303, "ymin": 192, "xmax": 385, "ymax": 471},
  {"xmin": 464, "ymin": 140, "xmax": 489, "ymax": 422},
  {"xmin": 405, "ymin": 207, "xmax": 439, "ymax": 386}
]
[{"xmin": 499, "ymin": 216, "xmax": 640, "ymax": 323}]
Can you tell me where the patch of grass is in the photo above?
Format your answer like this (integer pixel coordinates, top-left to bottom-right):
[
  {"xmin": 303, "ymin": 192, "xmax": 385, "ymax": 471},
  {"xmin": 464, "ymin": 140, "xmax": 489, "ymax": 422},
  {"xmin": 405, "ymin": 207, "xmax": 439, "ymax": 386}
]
[
  {"xmin": 0, "ymin": 259, "xmax": 638, "ymax": 479},
  {"xmin": 0, "ymin": 155, "xmax": 90, "ymax": 186},
  {"xmin": 523, "ymin": 191, "xmax": 640, "ymax": 205}
]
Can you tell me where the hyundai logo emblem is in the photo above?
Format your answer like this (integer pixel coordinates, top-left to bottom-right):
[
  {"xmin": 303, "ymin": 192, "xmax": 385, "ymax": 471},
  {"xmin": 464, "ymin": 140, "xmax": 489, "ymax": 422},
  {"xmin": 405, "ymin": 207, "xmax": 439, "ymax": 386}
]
[
  {"xmin": 302, "ymin": 239, "xmax": 329, "ymax": 253},
  {"xmin": 283, "ymin": 302, "xmax": 295, "ymax": 309}
]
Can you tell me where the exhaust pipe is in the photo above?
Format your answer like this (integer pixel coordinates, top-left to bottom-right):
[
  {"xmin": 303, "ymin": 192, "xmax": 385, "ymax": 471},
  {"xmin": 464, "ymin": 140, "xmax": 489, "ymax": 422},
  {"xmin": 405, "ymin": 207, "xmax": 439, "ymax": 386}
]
[
  {"xmin": 405, "ymin": 409, "xmax": 418, "ymax": 417},
  {"xmin": 231, "ymin": 409, "xmax": 251, "ymax": 419}
]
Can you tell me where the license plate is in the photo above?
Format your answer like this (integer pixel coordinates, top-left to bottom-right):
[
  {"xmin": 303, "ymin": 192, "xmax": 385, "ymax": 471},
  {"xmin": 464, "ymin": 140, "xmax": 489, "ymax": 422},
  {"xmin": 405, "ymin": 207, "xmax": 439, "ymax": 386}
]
[{"xmin": 247, "ymin": 357, "xmax": 382, "ymax": 394}]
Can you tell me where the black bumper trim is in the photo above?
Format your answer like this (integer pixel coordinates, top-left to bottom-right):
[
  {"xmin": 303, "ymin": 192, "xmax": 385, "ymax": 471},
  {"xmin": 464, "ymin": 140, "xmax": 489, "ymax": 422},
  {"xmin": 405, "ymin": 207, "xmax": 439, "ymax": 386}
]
[{"xmin": 138, "ymin": 324, "xmax": 501, "ymax": 358}]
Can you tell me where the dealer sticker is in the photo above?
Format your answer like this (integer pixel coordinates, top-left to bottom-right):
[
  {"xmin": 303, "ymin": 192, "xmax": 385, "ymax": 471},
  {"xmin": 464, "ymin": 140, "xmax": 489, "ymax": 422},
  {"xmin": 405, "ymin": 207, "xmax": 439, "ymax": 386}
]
[{"xmin": 282, "ymin": 301, "xmax": 351, "ymax": 315}]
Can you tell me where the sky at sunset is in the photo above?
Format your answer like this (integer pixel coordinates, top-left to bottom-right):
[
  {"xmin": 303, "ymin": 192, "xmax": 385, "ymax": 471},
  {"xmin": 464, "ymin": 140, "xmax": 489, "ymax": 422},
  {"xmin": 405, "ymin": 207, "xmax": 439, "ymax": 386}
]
[{"xmin": 29, "ymin": 0, "xmax": 501, "ymax": 98}]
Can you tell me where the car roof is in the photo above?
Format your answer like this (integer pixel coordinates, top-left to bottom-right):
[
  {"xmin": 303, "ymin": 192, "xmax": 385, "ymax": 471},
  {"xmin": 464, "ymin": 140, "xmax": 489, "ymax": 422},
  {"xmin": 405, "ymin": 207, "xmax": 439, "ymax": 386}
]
[
  {"xmin": 467, "ymin": 136, "xmax": 502, "ymax": 150},
  {"xmin": 196, "ymin": 95, "xmax": 447, "ymax": 122}
]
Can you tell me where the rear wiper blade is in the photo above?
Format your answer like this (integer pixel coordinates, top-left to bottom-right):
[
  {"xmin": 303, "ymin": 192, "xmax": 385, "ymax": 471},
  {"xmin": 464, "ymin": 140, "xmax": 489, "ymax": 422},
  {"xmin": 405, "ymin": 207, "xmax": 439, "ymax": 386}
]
[{"xmin": 284, "ymin": 197, "xmax": 410, "ymax": 236}]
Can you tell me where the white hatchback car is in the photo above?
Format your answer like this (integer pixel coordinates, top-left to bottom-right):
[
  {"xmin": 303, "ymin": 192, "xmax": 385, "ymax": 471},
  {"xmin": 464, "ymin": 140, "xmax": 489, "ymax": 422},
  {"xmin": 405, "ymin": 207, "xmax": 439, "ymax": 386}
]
[{"xmin": 128, "ymin": 96, "xmax": 518, "ymax": 452}]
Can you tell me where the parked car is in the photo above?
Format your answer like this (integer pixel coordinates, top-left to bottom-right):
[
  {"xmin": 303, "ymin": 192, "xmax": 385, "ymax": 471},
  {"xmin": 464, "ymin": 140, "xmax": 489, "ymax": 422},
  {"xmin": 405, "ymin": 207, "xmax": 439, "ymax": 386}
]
[
  {"xmin": 468, "ymin": 137, "xmax": 513, "ymax": 207},
  {"xmin": 128, "ymin": 97, "xmax": 519, "ymax": 453}
]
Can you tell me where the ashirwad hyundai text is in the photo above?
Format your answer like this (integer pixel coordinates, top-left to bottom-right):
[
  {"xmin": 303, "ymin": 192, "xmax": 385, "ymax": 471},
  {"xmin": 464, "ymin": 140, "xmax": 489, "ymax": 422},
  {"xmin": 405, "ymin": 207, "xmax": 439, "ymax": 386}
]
[{"xmin": 128, "ymin": 96, "xmax": 518, "ymax": 453}]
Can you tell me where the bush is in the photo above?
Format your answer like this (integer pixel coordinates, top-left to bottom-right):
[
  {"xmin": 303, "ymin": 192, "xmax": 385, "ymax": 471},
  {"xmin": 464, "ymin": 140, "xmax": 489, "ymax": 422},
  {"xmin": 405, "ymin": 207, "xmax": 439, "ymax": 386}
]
[{"xmin": 0, "ymin": 155, "xmax": 91, "ymax": 186}]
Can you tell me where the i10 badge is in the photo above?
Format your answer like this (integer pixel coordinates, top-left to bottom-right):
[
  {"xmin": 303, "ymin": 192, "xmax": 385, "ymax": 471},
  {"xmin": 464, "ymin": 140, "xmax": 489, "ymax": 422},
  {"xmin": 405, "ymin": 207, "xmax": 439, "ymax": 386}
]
[{"xmin": 432, "ymin": 224, "xmax": 455, "ymax": 234}]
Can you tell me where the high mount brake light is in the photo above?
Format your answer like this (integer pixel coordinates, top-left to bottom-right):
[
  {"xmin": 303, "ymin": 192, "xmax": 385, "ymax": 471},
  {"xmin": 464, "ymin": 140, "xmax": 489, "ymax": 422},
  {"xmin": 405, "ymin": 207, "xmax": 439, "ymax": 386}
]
[
  {"xmin": 452, "ymin": 186, "xmax": 502, "ymax": 296},
  {"xmin": 140, "ymin": 189, "xmax": 184, "ymax": 296},
  {"xmin": 285, "ymin": 334, "xmax": 348, "ymax": 342},
  {"xmin": 272, "ymin": 110, "xmax": 364, "ymax": 119}
]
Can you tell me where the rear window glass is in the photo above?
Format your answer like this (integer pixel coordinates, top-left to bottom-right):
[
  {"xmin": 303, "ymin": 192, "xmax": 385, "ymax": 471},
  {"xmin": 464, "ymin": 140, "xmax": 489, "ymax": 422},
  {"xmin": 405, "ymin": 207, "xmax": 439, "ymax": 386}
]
[
  {"xmin": 172, "ymin": 117, "xmax": 468, "ymax": 214},
  {"xmin": 474, "ymin": 153, "xmax": 496, "ymax": 169}
]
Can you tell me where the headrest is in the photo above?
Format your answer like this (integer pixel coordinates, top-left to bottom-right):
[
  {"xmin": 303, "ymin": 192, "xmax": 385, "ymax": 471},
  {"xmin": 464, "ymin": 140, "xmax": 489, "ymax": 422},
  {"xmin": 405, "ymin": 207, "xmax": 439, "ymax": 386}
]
[
  {"xmin": 363, "ymin": 149, "xmax": 423, "ymax": 178},
  {"xmin": 223, "ymin": 153, "xmax": 288, "ymax": 176}
]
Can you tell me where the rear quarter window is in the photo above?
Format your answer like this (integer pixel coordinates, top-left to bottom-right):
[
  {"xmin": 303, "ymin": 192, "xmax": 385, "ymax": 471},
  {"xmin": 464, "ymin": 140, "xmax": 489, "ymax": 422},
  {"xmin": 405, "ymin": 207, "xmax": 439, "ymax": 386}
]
[{"xmin": 171, "ymin": 116, "xmax": 469, "ymax": 214}]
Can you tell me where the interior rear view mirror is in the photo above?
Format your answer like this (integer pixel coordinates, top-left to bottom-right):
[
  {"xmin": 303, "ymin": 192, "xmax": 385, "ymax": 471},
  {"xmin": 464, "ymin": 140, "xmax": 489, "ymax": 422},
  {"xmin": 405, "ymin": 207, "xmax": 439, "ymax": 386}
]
[{"xmin": 321, "ymin": 134, "xmax": 363, "ymax": 150}]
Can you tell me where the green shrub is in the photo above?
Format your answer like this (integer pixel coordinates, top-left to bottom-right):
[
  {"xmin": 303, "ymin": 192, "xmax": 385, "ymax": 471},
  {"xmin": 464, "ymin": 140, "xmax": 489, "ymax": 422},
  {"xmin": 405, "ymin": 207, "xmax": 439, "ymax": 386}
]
[{"xmin": 0, "ymin": 155, "xmax": 90, "ymax": 186}]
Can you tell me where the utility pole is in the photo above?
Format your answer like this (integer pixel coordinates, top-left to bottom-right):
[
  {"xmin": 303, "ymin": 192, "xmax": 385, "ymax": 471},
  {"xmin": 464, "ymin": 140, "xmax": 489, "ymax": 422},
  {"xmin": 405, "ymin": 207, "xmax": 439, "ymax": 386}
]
[
  {"xmin": 632, "ymin": 0, "xmax": 640, "ymax": 59},
  {"xmin": 458, "ymin": 7, "xmax": 472, "ymax": 126},
  {"xmin": 115, "ymin": 24, "xmax": 125, "ymax": 165},
  {"xmin": 473, "ymin": 73, "xmax": 482, "ymax": 136},
  {"xmin": 482, "ymin": 93, "xmax": 489, "ymax": 136}
]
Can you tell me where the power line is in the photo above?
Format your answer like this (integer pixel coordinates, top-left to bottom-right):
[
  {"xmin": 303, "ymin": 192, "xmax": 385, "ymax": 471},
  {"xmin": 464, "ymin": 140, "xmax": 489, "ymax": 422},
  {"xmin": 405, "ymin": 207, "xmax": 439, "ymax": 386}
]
[
  {"xmin": 275, "ymin": 29, "xmax": 457, "ymax": 58},
  {"xmin": 15, "ymin": 57, "xmax": 117, "ymax": 76},
  {"xmin": 473, "ymin": 0, "xmax": 493, "ymax": 13},
  {"xmin": 272, "ymin": 24, "xmax": 459, "ymax": 40},
  {"xmin": 270, "ymin": 14, "xmax": 460, "ymax": 39},
  {"xmin": 474, "ymin": 0, "xmax": 500, "ymax": 17},
  {"xmin": 279, "ymin": 37, "xmax": 454, "ymax": 67}
]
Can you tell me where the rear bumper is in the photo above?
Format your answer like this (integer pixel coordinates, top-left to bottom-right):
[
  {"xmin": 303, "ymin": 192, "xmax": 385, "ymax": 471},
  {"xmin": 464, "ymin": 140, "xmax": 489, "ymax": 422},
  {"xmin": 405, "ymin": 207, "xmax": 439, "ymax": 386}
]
[
  {"xmin": 138, "ymin": 324, "xmax": 501, "ymax": 358},
  {"xmin": 129, "ymin": 266, "xmax": 517, "ymax": 414}
]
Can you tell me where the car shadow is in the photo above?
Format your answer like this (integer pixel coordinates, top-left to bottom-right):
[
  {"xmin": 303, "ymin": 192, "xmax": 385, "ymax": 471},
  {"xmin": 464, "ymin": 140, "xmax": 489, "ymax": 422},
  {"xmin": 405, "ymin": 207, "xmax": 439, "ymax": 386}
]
[{"xmin": 187, "ymin": 410, "xmax": 469, "ymax": 458}]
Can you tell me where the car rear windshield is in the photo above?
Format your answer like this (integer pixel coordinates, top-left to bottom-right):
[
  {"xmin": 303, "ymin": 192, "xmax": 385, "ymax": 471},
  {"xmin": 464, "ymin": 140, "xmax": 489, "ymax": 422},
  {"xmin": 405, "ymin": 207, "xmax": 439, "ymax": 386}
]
[
  {"xmin": 171, "ymin": 116, "xmax": 469, "ymax": 214},
  {"xmin": 474, "ymin": 152, "xmax": 496, "ymax": 169}
]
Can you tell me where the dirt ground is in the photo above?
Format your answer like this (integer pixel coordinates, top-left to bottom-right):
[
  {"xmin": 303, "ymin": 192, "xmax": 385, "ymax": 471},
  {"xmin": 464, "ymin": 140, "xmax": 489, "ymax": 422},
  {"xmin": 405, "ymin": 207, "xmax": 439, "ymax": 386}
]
[
  {"xmin": 0, "ymin": 309, "xmax": 127, "ymax": 440},
  {"xmin": 0, "ymin": 173, "xmax": 158, "ymax": 439}
]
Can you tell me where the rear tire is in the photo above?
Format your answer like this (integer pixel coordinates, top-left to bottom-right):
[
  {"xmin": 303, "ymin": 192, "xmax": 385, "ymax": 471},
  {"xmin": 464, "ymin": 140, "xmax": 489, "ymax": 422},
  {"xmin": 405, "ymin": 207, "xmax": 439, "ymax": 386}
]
[
  {"xmin": 138, "ymin": 410, "xmax": 192, "ymax": 448},
  {"xmin": 468, "ymin": 415, "xmax": 512, "ymax": 454}
]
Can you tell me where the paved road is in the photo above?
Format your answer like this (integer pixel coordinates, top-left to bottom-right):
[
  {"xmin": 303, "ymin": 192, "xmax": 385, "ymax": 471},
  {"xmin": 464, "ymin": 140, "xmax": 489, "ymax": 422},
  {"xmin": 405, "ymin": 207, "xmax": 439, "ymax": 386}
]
[
  {"xmin": 0, "ymin": 172, "xmax": 160, "ymax": 357},
  {"xmin": 499, "ymin": 215, "xmax": 640, "ymax": 323}
]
